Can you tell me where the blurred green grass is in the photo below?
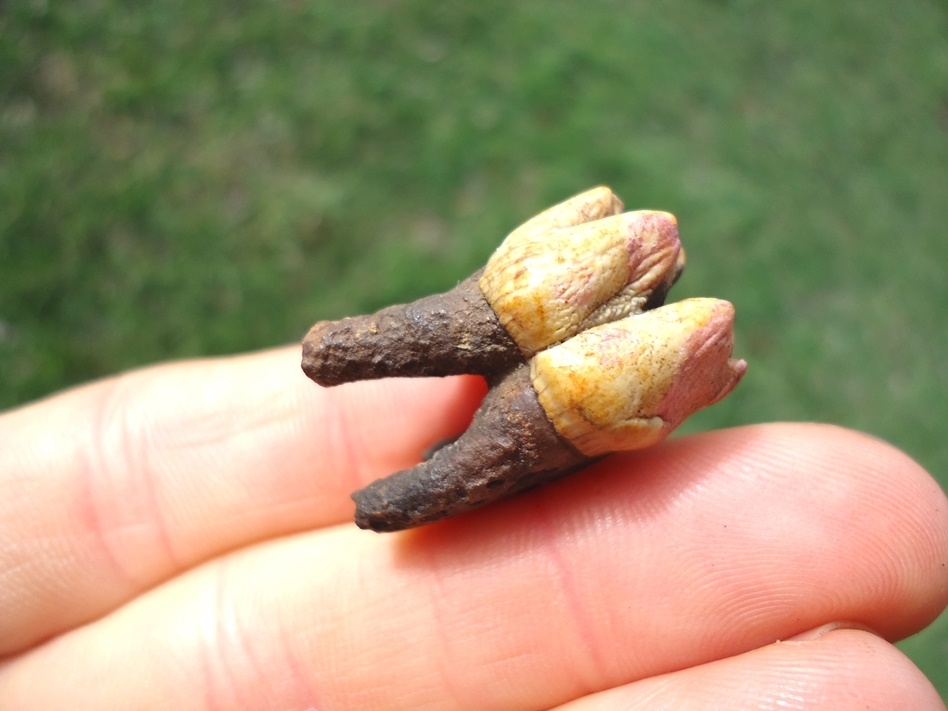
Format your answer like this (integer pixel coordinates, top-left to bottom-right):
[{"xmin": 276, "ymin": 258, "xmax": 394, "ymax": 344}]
[{"xmin": 2, "ymin": 0, "xmax": 947, "ymax": 697}]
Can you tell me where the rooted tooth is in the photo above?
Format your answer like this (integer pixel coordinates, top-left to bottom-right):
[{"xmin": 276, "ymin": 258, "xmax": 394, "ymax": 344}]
[
  {"xmin": 303, "ymin": 187, "xmax": 748, "ymax": 532},
  {"xmin": 352, "ymin": 297, "xmax": 747, "ymax": 531},
  {"xmin": 303, "ymin": 187, "xmax": 680, "ymax": 385}
]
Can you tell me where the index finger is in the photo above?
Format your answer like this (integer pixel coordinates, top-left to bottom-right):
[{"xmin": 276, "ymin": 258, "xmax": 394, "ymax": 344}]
[{"xmin": 0, "ymin": 346, "xmax": 486, "ymax": 655}]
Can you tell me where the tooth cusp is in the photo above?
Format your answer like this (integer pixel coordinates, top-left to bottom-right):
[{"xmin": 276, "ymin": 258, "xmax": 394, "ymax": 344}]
[
  {"xmin": 530, "ymin": 298, "xmax": 746, "ymax": 457},
  {"xmin": 480, "ymin": 208, "xmax": 683, "ymax": 356},
  {"xmin": 509, "ymin": 185, "xmax": 625, "ymax": 239}
]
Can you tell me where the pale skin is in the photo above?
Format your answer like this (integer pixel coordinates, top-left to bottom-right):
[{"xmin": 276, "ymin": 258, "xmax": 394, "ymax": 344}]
[{"xmin": 1, "ymin": 347, "xmax": 947, "ymax": 710}]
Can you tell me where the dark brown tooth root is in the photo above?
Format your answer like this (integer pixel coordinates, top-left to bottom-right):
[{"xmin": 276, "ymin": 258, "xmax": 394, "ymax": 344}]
[
  {"xmin": 351, "ymin": 365, "xmax": 588, "ymax": 532},
  {"xmin": 301, "ymin": 271, "xmax": 522, "ymax": 386}
]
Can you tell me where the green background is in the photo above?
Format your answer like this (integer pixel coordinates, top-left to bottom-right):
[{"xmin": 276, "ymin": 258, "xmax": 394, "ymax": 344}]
[{"xmin": 2, "ymin": 0, "xmax": 946, "ymax": 698}]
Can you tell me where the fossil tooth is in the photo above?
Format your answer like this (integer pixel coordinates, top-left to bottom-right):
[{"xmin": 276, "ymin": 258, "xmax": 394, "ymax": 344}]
[
  {"xmin": 302, "ymin": 188, "xmax": 682, "ymax": 385},
  {"xmin": 351, "ymin": 298, "xmax": 746, "ymax": 531},
  {"xmin": 301, "ymin": 188, "xmax": 746, "ymax": 531}
]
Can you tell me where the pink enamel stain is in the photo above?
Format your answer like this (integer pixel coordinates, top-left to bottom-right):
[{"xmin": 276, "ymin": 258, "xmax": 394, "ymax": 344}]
[
  {"xmin": 657, "ymin": 301, "xmax": 747, "ymax": 431},
  {"xmin": 624, "ymin": 211, "xmax": 681, "ymax": 292},
  {"xmin": 553, "ymin": 263, "xmax": 599, "ymax": 309}
]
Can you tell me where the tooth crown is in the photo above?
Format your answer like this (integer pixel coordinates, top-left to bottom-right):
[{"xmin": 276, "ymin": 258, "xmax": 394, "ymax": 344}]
[
  {"xmin": 529, "ymin": 298, "xmax": 747, "ymax": 457},
  {"xmin": 479, "ymin": 192, "xmax": 682, "ymax": 356},
  {"xmin": 508, "ymin": 185, "xmax": 625, "ymax": 237}
]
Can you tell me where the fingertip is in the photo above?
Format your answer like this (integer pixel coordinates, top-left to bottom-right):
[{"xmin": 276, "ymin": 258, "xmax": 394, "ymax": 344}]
[
  {"xmin": 781, "ymin": 627, "xmax": 948, "ymax": 710},
  {"xmin": 775, "ymin": 424, "xmax": 948, "ymax": 632},
  {"xmin": 493, "ymin": 422, "xmax": 948, "ymax": 643},
  {"xmin": 553, "ymin": 627, "xmax": 947, "ymax": 711}
]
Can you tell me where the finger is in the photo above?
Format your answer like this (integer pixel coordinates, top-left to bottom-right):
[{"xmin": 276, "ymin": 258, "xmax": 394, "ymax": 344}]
[
  {"xmin": 2, "ymin": 424, "xmax": 945, "ymax": 710},
  {"xmin": 550, "ymin": 627, "xmax": 947, "ymax": 711},
  {"xmin": 0, "ymin": 347, "xmax": 485, "ymax": 655}
]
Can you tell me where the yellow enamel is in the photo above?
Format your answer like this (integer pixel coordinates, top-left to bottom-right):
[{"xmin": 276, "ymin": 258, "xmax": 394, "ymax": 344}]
[
  {"xmin": 480, "ymin": 195, "xmax": 681, "ymax": 356},
  {"xmin": 508, "ymin": 186, "xmax": 624, "ymax": 239},
  {"xmin": 480, "ymin": 214, "xmax": 633, "ymax": 355},
  {"xmin": 529, "ymin": 298, "xmax": 743, "ymax": 456}
]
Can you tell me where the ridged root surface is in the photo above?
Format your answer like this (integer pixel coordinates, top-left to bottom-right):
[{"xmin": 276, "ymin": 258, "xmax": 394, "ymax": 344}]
[{"xmin": 352, "ymin": 366, "xmax": 589, "ymax": 532}]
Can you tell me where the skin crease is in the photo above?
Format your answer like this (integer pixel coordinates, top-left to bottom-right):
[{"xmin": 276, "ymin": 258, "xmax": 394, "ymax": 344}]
[{"xmin": 0, "ymin": 346, "xmax": 945, "ymax": 710}]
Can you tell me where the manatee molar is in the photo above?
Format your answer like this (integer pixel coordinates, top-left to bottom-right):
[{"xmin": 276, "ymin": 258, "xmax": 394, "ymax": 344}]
[{"xmin": 301, "ymin": 187, "xmax": 747, "ymax": 532}]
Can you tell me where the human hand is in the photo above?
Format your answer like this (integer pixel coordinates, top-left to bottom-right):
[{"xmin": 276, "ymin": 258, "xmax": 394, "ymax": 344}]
[{"xmin": 1, "ymin": 347, "xmax": 946, "ymax": 709}]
